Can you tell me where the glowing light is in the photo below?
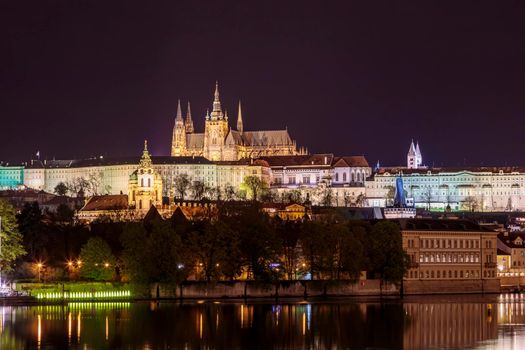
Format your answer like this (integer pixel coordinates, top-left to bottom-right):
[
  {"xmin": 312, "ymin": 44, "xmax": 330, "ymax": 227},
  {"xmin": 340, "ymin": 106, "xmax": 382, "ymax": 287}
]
[
  {"xmin": 37, "ymin": 314, "xmax": 42, "ymax": 349},
  {"xmin": 105, "ymin": 316, "xmax": 109, "ymax": 340},
  {"xmin": 199, "ymin": 313, "xmax": 203, "ymax": 339},
  {"xmin": 77, "ymin": 311, "xmax": 81, "ymax": 340},
  {"xmin": 68, "ymin": 312, "xmax": 72, "ymax": 344}
]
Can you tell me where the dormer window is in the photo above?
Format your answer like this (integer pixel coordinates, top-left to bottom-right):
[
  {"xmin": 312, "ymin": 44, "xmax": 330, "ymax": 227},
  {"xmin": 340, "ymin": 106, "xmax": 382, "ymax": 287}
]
[{"xmin": 515, "ymin": 237, "xmax": 523, "ymax": 245}]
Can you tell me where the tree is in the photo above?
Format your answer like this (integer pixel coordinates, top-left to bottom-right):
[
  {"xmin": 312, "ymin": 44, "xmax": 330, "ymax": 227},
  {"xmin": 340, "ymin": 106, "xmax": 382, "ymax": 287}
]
[
  {"xmin": 120, "ymin": 223, "xmax": 149, "ymax": 283},
  {"xmin": 225, "ymin": 204, "xmax": 282, "ymax": 280},
  {"xmin": 174, "ymin": 174, "xmax": 190, "ymax": 200},
  {"xmin": 224, "ymin": 184, "xmax": 236, "ymax": 201},
  {"xmin": 320, "ymin": 187, "xmax": 334, "ymax": 207},
  {"xmin": 241, "ymin": 176, "xmax": 267, "ymax": 202},
  {"xmin": 186, "ymin": 221, "xmax": 242, "ymax": 281},
  {"xmin": 366, "ymin": 221, "xmax": 409, "ymax": 285},
  {"xmin": 422, "ymin": 187, "xmax": 433, "ymax": 210},
  {"xmin": 121, "ymin": 221, "xmax": 185, "ymax": 283},
  {"xmin": 338, "ymin": 222, "xmax": 366, "ymax": 280},
  {"xmin": 191, "ymin": 180, "xmax": 208, "ymax": 201},
  {"xmin": 464, "ymin": 196, "xmax": 479, "ymax": 212},
  {"xmin": 276, "ymin": 219, "xmax": 301, "ymax": 279},
  {"xmin": 385, "ymin": 186, "xmax": 395, "ymax": 206},
  {"xmin": 287, "ymin": 190, "xmax": 303, "ymax": 204},
  {"xmin": 0, "ymin": 200, "xmax": 26, "ymax": 274},
  {"xmin": 355, "ymin": 193, "xmax": 366, "ymax": 207},
  {"xmin": 16, "ymin": 202, "xmax": 46, "ymax": 260},
  {"xmin": 54, "ymin": 182, "xmax": 68, "ymax": 196},
  {"xmin": 300, "ymin": 220, "xmax": 327, "ymax": 280},
  {"xmin": 79, "ymin": 237, "xmax": 116, "ymax": 281}
]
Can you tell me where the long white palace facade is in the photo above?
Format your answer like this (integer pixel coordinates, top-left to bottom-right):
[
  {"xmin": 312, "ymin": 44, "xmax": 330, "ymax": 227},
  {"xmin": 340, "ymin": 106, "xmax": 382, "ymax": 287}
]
[{"xmin": 1, "ymin": 84, "xmax": 525, "ymax": 212}]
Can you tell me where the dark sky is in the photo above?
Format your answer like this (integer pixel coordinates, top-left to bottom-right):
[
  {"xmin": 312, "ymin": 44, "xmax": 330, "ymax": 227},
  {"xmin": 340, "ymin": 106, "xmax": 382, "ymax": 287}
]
[{"xmin": 2, "ymin": 1, "xmax": 525, "ymax": 166}]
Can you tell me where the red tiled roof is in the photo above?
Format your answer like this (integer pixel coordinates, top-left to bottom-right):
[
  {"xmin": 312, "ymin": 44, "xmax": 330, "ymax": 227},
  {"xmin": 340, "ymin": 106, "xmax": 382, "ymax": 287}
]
[{"xmin": 80, "ymin": 195, "xmax": 128, "ymax": 211}]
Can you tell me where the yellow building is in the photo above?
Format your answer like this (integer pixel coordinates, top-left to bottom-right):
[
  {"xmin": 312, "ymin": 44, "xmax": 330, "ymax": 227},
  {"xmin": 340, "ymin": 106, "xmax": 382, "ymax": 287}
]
[
  {"xmin": 128, "ymin": 141, "xmax": 163, "ymax": 210},
  {"xmin": 401, "ymin": 219, "xmax": 499, "ymax": 294},
  {"xmin": 262, "ymin": 203, "xmax": 309, "ymax": 221}
]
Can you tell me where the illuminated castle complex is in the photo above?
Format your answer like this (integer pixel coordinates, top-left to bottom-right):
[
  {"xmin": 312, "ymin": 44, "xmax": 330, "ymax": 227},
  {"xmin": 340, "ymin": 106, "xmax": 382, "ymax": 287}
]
[{"xmin": 171, "ymin": 82, "xmax": 304, "ymax": 161}]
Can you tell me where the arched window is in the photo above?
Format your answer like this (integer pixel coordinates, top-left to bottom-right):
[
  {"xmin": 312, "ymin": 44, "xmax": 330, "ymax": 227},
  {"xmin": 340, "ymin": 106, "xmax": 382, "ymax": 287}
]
[
  {"xmin": 351, "ymin": 172, "xmax": 354, "ymax": 182},
  {"xmin": 343, "ymin": 173, "xmax": 347, "ymax": 182},
  {"xmin": 148, "ymin": 178, "xmax": 151, "ymax": 187},
  {"xmin": 139, "ymin": 199, "xmax": 142, "ymax": 209},
  {"xmin": 141, "ymin": 179, "xmax": 144, "ymax": 187},
  {"xmin": 335, "ymin": 173, "xmax": 339, "ymax": 182}
]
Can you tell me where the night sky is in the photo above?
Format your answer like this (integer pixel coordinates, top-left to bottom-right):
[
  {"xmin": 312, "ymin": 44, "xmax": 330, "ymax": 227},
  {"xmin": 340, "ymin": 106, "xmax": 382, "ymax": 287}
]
[{"xmin": 2, "ymin": 1, "xmax": 525, "ymax": 166}]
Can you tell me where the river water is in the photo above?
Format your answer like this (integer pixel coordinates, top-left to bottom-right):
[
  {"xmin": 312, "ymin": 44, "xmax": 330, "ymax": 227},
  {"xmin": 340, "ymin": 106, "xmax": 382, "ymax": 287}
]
[{"xmin": 1, "ymin": 294, "xmax": 524, "ymax": 349}]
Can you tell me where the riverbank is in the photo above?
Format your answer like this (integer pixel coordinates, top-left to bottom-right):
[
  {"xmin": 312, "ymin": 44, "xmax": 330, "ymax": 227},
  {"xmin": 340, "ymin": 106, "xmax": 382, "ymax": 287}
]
[{"xmin": 6, "ymin": 278, "xmax": 502, "ymax": 305}]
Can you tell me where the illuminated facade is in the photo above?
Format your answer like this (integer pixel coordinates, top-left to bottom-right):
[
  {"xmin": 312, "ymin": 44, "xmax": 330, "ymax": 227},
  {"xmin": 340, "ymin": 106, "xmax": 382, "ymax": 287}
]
[
  {"xmin": 1, "ymin": 150, "xmax": 269, "ymax": 199},
  {"xmin": 171, "ymin": 82, "xmax": 303, "ymax": 161},
  {"xmin": 0, "ymin": 165, "xmax": 24, "ymax": 189},
  {"xmin": 128, "ymin": 141, "xmax": 163, "ymax": 210},
  {"xmin": 265, "ymin": 154, "xmax": 371, "ymax": 206},
  {"xmin": 366, "ymin": 142, "xmax": 525, "ymax": 211},
  {"xmin": 366, "ymin": 166, "xmax": 525, "ymax": 211},
  {"xmin": 402, "ymin": 219, "xmax": 500, "ymax": 294}
]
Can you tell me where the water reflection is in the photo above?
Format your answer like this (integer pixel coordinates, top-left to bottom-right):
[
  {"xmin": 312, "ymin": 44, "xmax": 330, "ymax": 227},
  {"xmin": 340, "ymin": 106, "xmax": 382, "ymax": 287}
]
[{"xmin": 1, "ymin": 296, "xmax": 525, "ymax": 349}]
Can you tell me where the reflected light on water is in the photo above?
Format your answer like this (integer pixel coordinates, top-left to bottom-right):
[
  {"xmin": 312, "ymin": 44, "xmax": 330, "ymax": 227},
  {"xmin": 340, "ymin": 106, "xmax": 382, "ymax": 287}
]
[
  {"xmin": 68, "ymin": 312, "xmax": 71, "ymax": 344},
  {"xmin": 77, "ymin": 311, "xmax": 81, "ymax": 341},
  {"xmin": 2, "ymin": 296, "xmax": 525, "ymax": 349},
  {"xmin": 37, "ymin": 314, "xmax": 41, "ymax": 349}
]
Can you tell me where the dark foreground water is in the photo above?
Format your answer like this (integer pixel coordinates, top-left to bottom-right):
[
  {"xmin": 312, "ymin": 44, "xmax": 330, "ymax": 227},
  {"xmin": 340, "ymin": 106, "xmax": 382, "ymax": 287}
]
[{"xmin": 1, "ymin": 294, "xmax": 525, "ymax": 349}]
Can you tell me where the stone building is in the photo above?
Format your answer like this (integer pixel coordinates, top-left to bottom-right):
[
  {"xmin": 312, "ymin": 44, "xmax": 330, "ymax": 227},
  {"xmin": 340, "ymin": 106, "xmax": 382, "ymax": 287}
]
[
  {"xmin": 400, "ymin": 219, "xmax": 499, "ymax": 294},
  {"xmin": 128, "ymin": 141, "xmax": 163, "ymax": 210},
  {"xmin": 263, "ymin": 154, "xmax": 371, "ymax": 206},
  {"xmin": 171, "ymin": 82, "xmax": 304, "ymax": 161},
  {"xmin": 366, "ymin": 141, "xmax": 525, "ymax": 211}
]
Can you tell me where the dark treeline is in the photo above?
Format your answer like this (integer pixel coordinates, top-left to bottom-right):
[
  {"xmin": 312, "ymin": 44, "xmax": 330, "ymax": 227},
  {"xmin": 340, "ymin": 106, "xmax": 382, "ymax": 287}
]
[{"xmin": 12, "ymin": 202, "xmax": 409, "ymax": 285}]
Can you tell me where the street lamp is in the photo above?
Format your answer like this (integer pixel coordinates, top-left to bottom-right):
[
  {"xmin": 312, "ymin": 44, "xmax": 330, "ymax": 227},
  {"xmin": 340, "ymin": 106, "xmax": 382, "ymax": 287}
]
[{"xmin": 36, "ymin": 263, "xmax": 43, "ymax": 282}]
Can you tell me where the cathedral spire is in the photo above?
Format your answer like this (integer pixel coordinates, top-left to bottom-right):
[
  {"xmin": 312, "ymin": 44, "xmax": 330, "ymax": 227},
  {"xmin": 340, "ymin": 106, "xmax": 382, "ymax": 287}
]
[
  {"xmin": 185, "ymin": 101, "xmax": 194, "ymax": 133},
  {"xmin": 175, "ymin": 99, "xmax": 183, "ymax": 124},
  {"xmin": 213, "ymin": 81, "xmax": 221, "ymax": 113},
  {"xmin": 237, "ymin": 100, "xmax": 243, "ymax": 133}
]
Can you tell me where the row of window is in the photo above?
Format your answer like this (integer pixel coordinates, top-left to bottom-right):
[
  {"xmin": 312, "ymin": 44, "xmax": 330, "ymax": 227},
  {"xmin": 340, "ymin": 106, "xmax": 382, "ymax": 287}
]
[
  {"xmin": 408, "ymin": 269, "xmax": 496, "ymax": 279},
  {"xmin": 411, "ymin": 238, "xmax": 488, "ymax": 249},
  {"xmin": 334, "ymin": 172, "xmax": 365, "ymax": 182},
  {"xmin": 418, "ymin": 253, "xmax": 480, "ymax": 263}
]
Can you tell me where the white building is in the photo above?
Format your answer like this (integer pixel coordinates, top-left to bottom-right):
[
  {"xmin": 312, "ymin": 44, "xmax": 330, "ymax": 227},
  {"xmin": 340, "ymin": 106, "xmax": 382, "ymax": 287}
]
[{"xmin": 366, "ymin": 141, "xmax": 525, "ymax": 211}]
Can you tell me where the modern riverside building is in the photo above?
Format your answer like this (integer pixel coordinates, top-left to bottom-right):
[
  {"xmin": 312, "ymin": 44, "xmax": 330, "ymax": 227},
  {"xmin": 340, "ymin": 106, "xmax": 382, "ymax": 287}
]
[{"xmin": 400, "ymin": 219, "xmax": 499, "ymax": 294}]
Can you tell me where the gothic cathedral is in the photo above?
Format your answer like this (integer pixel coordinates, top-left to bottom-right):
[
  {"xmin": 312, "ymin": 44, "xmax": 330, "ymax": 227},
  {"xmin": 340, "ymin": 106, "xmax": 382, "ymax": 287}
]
[{"xmin": 171, "ymin": 82, "xmax": 305, "ymax": 161}]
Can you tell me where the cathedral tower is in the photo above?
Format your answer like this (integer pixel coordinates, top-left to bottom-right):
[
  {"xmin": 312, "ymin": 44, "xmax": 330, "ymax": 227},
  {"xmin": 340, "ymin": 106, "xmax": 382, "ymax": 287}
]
[
  {"xmin": 203, "ymin": 82, "xmax": 229, "ymax": 161},
  {"xmin": 171, "ymin": 100, "xmax": 187, "ymax": 156}
]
